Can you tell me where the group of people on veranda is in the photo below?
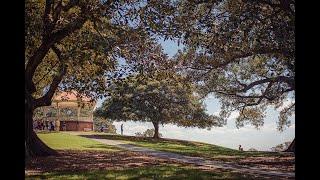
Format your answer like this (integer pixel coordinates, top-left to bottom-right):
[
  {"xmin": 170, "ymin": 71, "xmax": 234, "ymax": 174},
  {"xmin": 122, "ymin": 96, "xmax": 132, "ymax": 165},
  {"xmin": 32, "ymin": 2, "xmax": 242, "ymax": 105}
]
[{"xmin": 33, "ymin": 120, "xmax": 57, "ymax": 131}]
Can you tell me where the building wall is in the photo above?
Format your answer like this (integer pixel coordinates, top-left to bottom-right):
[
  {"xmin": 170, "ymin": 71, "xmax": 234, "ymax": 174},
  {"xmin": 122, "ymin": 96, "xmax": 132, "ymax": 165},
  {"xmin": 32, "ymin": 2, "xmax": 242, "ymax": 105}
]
[{"xmin": 60, "ymin": 121, "xmax": 93, "ymax": 131}]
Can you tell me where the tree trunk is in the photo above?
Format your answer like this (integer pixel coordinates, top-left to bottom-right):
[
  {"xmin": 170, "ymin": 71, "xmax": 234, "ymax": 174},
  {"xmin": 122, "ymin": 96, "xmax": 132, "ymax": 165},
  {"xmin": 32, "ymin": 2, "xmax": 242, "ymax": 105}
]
[
  {"xmin": 25, "ymin": 99, "xmax": 58, "ymax": 157},
  {"xmin": 152, "ymin": 121, "xmax": 160, "ymax": 139},
  {"xmin": 284, "ymin": 138, "xmax": 295, "ymax": 153}
]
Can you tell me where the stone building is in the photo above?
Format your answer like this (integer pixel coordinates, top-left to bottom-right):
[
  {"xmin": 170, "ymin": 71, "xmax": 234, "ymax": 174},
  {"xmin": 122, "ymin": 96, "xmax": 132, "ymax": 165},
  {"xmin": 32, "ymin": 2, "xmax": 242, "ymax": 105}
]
[{"xmin": 34, "ymin": 91, "xmax": 96, "ymax": 131}]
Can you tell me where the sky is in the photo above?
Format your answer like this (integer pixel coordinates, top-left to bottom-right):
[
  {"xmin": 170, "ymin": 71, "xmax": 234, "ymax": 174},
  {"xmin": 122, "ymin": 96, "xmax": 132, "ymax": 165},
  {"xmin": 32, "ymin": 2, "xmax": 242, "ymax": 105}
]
[{"xmin": 96, "ymin": 38, "xmax": 295, "ymax": 151}]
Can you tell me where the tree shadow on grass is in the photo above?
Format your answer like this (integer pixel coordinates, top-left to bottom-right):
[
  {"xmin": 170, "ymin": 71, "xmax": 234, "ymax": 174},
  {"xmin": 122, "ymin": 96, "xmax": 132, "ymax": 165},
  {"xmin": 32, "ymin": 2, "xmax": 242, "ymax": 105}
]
[
  {"xmin": 26, "ymin": 165, "xmax": 263, "ymax": 180},
  {"xmin": 25, "ymin": 150, "xmax": 178, "ymax": 174}
]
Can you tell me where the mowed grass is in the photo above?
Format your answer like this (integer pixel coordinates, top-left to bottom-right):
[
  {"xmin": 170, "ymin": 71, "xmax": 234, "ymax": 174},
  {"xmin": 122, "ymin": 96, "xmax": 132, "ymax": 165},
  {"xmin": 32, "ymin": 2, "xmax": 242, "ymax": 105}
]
[
  {"xmin": 80, "ymin": 134, "xmax": 286, "ymax": 160},
  {"xmin": 28, "ymin": 132, "xmax": 278, "ymax": 179},
  {"xmin": 26, "ymin": 165, "xmax": 258, "ymax": 180},
  {"xmin": 37, "ymin": 132, "xmax": 120, "ymax": 152}
]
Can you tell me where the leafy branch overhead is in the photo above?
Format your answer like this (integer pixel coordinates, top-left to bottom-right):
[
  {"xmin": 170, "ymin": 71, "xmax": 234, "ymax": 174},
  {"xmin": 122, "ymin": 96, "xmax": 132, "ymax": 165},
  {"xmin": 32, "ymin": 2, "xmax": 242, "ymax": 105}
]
[{"xmin": 142, "ymin": 0, "xmax": 295, "ymax": 131}]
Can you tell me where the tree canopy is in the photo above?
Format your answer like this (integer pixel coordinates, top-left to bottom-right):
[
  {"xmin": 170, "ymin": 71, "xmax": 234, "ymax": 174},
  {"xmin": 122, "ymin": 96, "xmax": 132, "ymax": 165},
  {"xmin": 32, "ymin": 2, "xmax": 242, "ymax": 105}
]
[
  {"xmin": 25, "ymin": 0, "xmax": 295, "ymax": 156},
  {"xmin": 95, "ymin": 47, "xmax": 223, "ymax": 138},
  {"xmin": 93, "ymin": 117, "xmax": 117, "ymax": 134},
  {"xmin": 143, "ymin": 0, "xmax": 295, "ymax": 131}
]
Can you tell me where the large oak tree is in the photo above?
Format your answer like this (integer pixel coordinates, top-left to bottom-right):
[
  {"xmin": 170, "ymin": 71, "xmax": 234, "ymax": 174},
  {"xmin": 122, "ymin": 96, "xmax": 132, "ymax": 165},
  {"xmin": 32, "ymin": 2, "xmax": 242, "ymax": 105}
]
[
  {"xmin": 141, "ymin": 0, "xmax": 295, "ymax": 150},
  {"xmin": 25, "ymin": 0, "xmax": 175, "ymax": 157},
  {"xmin": 146, "ymin": 0, "xmax": 295, "ymax": 132},
  {"xmin": 176, "ymin": 0, "xmax": 295, "ymax": 151},
  {"xmin": 95, "ymin": 46, "xmax": 223, "ymax": 138}
]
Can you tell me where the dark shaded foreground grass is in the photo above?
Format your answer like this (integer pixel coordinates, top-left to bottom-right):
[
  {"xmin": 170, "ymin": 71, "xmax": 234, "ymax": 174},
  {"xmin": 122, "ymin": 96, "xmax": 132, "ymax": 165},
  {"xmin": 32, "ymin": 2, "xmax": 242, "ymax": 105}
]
[{"xmin": 26, "ymin": 165, "xmax": 263, "ymax": 180}]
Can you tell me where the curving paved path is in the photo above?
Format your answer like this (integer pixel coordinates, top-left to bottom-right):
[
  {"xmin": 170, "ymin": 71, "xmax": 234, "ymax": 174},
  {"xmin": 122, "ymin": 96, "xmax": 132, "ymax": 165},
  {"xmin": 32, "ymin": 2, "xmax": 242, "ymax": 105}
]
[{"xmin": 73, "ymin": 134, "xmax": 294, "ymax": 179}]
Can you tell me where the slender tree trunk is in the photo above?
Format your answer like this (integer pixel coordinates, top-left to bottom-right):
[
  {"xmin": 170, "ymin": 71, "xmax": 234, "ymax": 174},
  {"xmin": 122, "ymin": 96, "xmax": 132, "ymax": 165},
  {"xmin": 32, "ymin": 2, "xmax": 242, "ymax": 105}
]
[
  {"xmin": 152, "ymin": 121, "xmax": 160, "ymax": 139},
  {"xmin": 25, "ymin": 98, "xmax": 58, "ymax": 157}
]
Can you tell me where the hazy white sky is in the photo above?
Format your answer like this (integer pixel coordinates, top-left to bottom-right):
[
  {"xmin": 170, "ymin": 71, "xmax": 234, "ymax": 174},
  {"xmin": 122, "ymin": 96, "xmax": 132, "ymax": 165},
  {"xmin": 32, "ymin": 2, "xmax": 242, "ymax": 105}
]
[{"xmin": 97, "ymin": 38, "xmax": 295, "ymax": 151}]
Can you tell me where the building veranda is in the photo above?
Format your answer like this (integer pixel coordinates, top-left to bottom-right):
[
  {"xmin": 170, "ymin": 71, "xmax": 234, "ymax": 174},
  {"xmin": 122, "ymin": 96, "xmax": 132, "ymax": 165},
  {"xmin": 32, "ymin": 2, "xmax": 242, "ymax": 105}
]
[{"xmin": 33, "ymin": 91, "xmax": 96, "ymax": 131}]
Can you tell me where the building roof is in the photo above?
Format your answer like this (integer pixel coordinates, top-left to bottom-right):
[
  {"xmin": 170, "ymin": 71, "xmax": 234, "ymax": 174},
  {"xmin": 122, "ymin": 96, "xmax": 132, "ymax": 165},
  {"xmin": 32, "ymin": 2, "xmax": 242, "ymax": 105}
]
[{"xmin": 53, "ymin": 90, "xmax": 93, "ymax": 102}]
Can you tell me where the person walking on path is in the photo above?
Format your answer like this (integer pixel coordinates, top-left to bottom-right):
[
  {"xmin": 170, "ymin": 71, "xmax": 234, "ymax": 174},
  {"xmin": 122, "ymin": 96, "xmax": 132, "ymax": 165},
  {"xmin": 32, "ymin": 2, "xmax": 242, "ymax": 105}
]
[{"xmin": 120, "ymin": 124, "xmax": 124, "ymax": 135}]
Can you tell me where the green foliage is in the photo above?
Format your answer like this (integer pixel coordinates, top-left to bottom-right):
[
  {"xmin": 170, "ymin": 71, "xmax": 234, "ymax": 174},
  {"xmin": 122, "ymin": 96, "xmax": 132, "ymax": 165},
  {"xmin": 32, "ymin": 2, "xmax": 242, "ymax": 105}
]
[
  {"xmin": 95, "ymin": 47, "xmax": 224, "ymax": 135},
  {"xmin": 26, "ymin": 0, "xmax": 295, "ymax": 134},
  {"xmin": 248, "ymin": 148, "xmax": 258, "ymax": 152},
  {"xmin": 146, "ymin": 0, "xmax": 295, "ymax": 131},
  {"xmin": 93, "ymin": 117, "xmax": 117, "ymax": 134},
  {"xmin": 135, "ymin": 128, "xmax": 163, "ymax": 138},
  {"xmin": 25, "ymin": 0, "xmax": 176, "ymax": 105}
]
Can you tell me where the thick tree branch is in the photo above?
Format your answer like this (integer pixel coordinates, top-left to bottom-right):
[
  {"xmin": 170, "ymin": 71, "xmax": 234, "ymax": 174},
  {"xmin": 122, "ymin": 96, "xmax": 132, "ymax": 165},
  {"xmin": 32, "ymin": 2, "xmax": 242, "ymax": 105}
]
[
  {"xmin": 34, "ymin": 46, "xmax": 66, "ymax": 108},
  {"xmin": 25, "ymin": 13, "xmax": 87, "ymax": 93},
  {"xmin": 34, "ymin": 45, "xmax": 63, "ymax": 86},
  {"xmin": 34, "ymin": 65, "xmax": 66, "ymax": 108},
  {"xmin": 246, "ymin": 0, "xmax": 294, "ymax": 15},
  {"xmin": 61, "ymin": 0, "xmax": 80, "ymax": 11},
  {"xmin": 187, "ymin": 47, "xmax": 291, "ymax": 80},
  {"xmin": 43, "ymin": 0, "xmax": 54, "ymax": 39},
  {"xmin": 239, "ymin": 76, "xmax": 294, "ymax": 92},
  {"xmin": 34, "ymin": 61, "xmax": 59, "ymax": 86}
]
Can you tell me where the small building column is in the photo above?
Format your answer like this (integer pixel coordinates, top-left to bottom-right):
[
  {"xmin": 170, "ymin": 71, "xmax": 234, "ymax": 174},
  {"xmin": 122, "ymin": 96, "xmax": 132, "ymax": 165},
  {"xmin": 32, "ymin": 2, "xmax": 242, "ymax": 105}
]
[
  {"xmin": 77, "ymin": 102, "xmax": 81, "ymax": 131},
  {"xmin": 91, "ymin": 105, "xmax": 95, "ymax": 131},
  {"xmin": 77, "ymin": 105, "xmax": 81, "ymax": 121},
  {"xmin": 56, "ymin": 102, "xmax": 60, "ymax": 131},
  {"xmin": 43, "ymin": 107, "xmax": 47, "ymax": 123}
]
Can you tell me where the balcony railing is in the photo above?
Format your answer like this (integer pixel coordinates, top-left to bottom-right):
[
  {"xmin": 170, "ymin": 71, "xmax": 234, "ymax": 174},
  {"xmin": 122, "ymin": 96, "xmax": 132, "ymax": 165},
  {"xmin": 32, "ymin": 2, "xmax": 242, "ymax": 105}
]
[{"xmin": 34, "ymin": 116, "xmax": 93, "ymax": 122}]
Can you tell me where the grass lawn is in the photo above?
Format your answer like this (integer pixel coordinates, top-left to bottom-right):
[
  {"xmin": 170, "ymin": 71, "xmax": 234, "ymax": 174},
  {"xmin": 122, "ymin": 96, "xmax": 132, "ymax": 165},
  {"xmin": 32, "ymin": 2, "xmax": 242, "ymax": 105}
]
[
  {"xmin": 37, "ymin": 131, "xmax": 120, "ymax": 152},
  {"xmin": 26, "ymin": 164, "xmax": 259, "ymax": 180},
  {"xmin": 79, "ymin": 133, "xmax": 288, "ymax": 161},
  {"xmin": 26, "ymin": 132, "xmax": 291, "ymax": 179}
]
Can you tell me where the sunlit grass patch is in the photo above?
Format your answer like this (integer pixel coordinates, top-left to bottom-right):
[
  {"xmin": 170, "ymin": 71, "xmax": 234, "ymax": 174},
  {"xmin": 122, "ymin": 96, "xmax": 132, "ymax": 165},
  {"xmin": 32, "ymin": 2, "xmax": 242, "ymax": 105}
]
[
  {"xmin": 37, "ymin": 132, "xmax": 120, "ymax": 152},
  {"xmin": 79, "ymin": 133, "xmax": 287, "ymax": 160}
]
